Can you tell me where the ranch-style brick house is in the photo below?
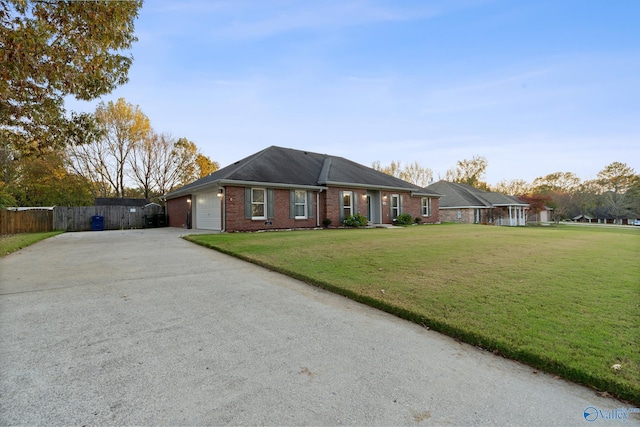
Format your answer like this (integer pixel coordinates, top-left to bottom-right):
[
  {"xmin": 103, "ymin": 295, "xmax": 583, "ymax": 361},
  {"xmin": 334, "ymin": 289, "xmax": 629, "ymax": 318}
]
[
  {"xmin": 164, "ymin": 146, "xmax": 441, "ymax": 232},
  {"xmin": 424, "ymin": 180, "xmax": 529, "ymax": 226}
]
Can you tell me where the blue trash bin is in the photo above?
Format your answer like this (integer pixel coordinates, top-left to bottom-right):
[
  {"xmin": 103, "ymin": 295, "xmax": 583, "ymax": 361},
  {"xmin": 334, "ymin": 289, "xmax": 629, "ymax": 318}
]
[{"xmin": 91, "ymin": 215, "xmax": 104, "ymax": 231}]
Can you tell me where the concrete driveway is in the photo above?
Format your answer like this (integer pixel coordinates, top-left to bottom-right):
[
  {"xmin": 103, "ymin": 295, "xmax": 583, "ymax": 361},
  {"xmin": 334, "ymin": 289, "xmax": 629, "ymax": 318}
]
[{"xmin": 0, "ymin": 229, "xmax": 636, "ymax": 426}]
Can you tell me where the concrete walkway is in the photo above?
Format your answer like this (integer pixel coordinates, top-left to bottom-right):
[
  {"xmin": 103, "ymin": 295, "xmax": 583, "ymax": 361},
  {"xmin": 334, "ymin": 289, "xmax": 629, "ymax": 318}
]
[{"xmin": 0, "ymin": 228, "xmax": 636, "ymax": 426}]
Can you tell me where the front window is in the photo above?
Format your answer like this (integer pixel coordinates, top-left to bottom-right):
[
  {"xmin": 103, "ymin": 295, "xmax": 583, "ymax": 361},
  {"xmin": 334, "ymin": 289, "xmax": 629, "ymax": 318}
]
[
  {"xmin": 342, "ymin": 191, "xmax": 353, "ymax": 217},
  {"xmin": 391, "ymin": 194, "xmax": 400, "ymax": 219},
  {"xmin": 252, "ymin": 188, "xmax": 266, "ymax": 219},
  {"xmin": 295, "ymin": 190, "xmax": 307, "ymax": 219},
  {"xmin": 421, "ymin": 197, "xmax": 431, "ymax": 216}
]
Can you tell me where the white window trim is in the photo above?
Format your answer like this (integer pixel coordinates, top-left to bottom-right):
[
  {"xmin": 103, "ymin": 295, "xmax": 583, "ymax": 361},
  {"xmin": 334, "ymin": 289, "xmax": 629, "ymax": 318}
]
[
  {"xmin": 343, "ymin": 191, "xmax": 353, "ymax": 217},
  {"xmin": 391, "ymin": 194, "xmax": 400, "ymax": 219},
  {"xmin": 295, "ymin": 190, "xmax": 307, "ymax": 219},
  {"xmin": 422, "ymin": 197, "xmax": 432, "ymax": 217},
  {"xmin": 251, "ymin": 188, "xmax": 266, "ymax": 220}
]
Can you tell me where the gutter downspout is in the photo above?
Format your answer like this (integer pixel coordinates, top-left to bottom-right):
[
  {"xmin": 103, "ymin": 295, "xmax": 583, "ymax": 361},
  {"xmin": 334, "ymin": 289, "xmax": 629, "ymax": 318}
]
[
  {"xmin": 221, "ymin": 186, "xmax": 226, "ymax": 232},
  {"xmin": 316, "ymin": 190, "xmax": 322, "ymax": 227}
]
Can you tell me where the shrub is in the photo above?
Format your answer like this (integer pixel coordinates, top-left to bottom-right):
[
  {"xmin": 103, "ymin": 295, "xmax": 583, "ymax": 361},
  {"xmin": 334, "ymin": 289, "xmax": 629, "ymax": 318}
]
[
  {"xmin": 395, "ymin": 213, "xmax": 413, "ymax": 226},
  {"xmin": 322, "ymin": 218, "xmax": 332, "ymax": 228},
  {"xmin": 343, "ymin": 213, "xmax": 367, "ymax": 227},
  {"xmin": 414, "ymin": 217, "xmax": 422, "ymax": 224}
]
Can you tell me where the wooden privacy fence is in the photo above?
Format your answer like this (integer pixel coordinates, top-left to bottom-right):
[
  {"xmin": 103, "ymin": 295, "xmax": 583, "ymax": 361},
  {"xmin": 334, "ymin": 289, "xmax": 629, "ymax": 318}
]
[
  {"xmin": 0, "ymin": 209, "xmax": 53, "ymax": 235},
  {"xmin": 53, "ymin": 205, "xmax": 162, "ymax": 231},
  {"xmin": 1, "ymin": 205, "xmax": 163, "ymax": 234}
]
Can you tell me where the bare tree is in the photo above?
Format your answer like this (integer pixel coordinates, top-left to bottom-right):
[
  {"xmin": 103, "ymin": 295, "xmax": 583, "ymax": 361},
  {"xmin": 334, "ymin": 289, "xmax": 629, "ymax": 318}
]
[
  {"xmin": 445, "ymin": 155, "xmax": 488, "ymax": 188},
  {"xmin": 400, "ymin": 161, "xmax": 434, "ymax": 187},
  {"xmin": 372, "ymin": 160, "xmax": 433, "ymax": 187},
  {"xmin": 153, "ymin": 136, "xmax": 219, "ymax": 195},
  {"xmin": 128, "ymin": 131, "xmax": 158, "ymax": 199}
]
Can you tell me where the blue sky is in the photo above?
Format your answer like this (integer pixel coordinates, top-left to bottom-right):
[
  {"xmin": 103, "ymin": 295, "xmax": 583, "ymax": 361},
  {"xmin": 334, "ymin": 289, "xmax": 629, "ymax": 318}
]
[{"xmin": 69, "ymin": 0, "xmax": 640, "ymax": 185}]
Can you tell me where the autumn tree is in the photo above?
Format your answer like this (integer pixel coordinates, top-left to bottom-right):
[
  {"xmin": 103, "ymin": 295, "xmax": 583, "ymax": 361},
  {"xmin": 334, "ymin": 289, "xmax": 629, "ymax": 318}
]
[
  {"xmin": 530, "ymin": 172, "xmax": 582, "ymax": 221},
  {"xmin": 445, "ymin": 155, "xmax": 489, "ymax": 189},
  {"xmin": 10, "ymin": 151, "xmax": 93, "ymax": 206},
  {"xmin": 517, "ymin": 193, "xmax": 552, "ymax": 216},
  {"xmin": 132, "ymin": 133, "xmax": 219, "ymax": 199},
  {"xmin": 1, "ymin": 0, "xmax": 142, "ymax": 155},
  {"xmin": 195, "ymin": 153, "xmax": 219, "ymax": 178},
  {"xmin": 492, "ymin": 179, "xmax": 531, "ymax": 196},
  {"xmin": 96, "ymin": 98, "xmax": 150, "ymax": 197},
  {"xmin": 372, "ymin": 160, "xmax": 433, "ymax": 187},
  {"xmin": 372, "ymin": 160, "xmax": 402, "ymax": 179}
]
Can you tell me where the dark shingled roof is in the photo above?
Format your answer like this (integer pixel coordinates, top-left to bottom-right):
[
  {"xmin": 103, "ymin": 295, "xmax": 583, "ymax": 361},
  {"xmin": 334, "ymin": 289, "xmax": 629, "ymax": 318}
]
[
  {"xmin": 424, "ymin": 180, "xmax": 527, "ymax": 208},
  {"xmin": 165, "ymin": 146, "xmax": 440, "ymax": 198}
]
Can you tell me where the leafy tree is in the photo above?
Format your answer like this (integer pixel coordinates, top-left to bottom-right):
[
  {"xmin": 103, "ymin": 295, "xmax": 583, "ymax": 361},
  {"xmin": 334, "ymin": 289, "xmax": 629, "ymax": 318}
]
[
  {"xmin": 445, "ymin": 155, "xmax": 489, "ymax": 189},
  {"xmin": 11, "ymin": 151, "xmax": 93, "ymax": 206},
  {"xmin": 596, "ymin": 162, "xmax": 636, "ymax": 194},
  {"xmin": 594, "ymin": 162, "xmax": 638, "ymax": 222},
  {"xmin": 492, "ymin": 179, "xmax": 531, "ymax": 196},
  {"xmin": 517, "ymin": 193, "xmax": 552, "ymax": 215},
  {"xmin": 1, "ymin": 0, "xmax": 143, "ymax": 155},
  {"xmin": 195, "ymin": 153, "xmax": 219, "ymax": 178},
  {"xmin": 532, "ymin": 172, "xmax": 581, "ymax": 193},
  {"xmin": 574, "ymin": 179, "xmax": 601, "ymax": 217},
  {"xmin": 530, "ymin": 172, "xmax": 582, "ymax": 221},
  {"xmin": 164, "ymin": 137, "xmax": 218, "ymax": 189}
]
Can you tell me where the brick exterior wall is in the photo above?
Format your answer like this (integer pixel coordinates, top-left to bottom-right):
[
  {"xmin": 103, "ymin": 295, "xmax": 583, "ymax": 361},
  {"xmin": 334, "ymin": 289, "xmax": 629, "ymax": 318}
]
[
  {"xmin": 167, "ymin": 195, "xmax": 192, "ymax": 228},
  {"xmin": 224, "ymin": 186, "xmax": 321, "ymax": 232},
  {"xmin": 167, "ymin": 185, "xmax": 440, "ymax": 231},
  {"xmin": 438, "ymin": 207, "xmax": 523, "ymax": 225},
  {"xmin": 421, "ymin": 196, "xmax": 439, "ymax": 224},
  {"xmin": 439, "ymin": 208, "xmax": 474, "ymax": 223}
]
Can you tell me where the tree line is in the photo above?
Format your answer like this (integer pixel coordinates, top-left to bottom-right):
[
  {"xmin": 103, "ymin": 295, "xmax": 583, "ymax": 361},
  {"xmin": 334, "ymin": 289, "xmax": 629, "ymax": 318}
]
[
  {"xmin": 1, "ymin": 1, "xmax": 217, "ymax": 207},
  {"xmin": 373, "ymin": 157, "xmax": 640, "ymax": 222}
]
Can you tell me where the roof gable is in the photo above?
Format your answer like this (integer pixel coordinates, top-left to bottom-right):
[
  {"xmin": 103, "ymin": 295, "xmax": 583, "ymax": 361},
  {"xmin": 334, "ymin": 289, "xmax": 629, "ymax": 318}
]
[
  {"xmin": 424, "ymin": 180, "xmax": 527, "ymax": 208},
  {"xmin": 165, "ymin": 146, "xmax": 431, "ymax": 198}
]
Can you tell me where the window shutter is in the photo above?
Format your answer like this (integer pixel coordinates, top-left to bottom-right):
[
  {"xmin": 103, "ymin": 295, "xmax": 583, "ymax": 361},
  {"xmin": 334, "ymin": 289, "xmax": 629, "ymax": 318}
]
[
  {"xmin": 307, "ymin": 191, "xmax": 314, "ymax": 218},
  {"xmin": 244, "ymin": 188, "xmax": 251, "ymax": 219},
  {"xmin": 339, "ymin": 191, "xmax": 344, "ymax": 221},
  {"xmin": 290, "ymin": 190, "xmax": 295, "ymax": 219},
  {"xmin": 267, "ymin": 188, "xmax": 275, "ymax": 219},
  {"xmin": 353, "ymin": 194, "xmax": 358, "ymax": 215},
  {"xmin": 399, "ymin": 195, "xmax": 403, "ymax": 213}
]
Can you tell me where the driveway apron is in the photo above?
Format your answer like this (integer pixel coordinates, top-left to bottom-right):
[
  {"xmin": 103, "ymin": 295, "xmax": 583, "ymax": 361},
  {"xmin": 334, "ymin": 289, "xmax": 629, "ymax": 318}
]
[{"xmin": 0, "ymin": 229, "xmax": 636, "ymax": 426}]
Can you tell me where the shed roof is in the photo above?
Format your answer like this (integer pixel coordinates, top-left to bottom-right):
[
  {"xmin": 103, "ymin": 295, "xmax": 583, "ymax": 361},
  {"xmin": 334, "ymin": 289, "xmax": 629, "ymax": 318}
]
[{"xmin": 165, "ymin": 146, "xmax": 441, "ymax": 198}]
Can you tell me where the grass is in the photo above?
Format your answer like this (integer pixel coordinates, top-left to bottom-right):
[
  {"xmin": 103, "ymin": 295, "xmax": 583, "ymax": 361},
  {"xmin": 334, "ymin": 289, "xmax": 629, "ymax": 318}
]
[
  {"xmin": 185, "ymin": 224, "xmax": 640, "ymax": 404},
  {"xmin": 0, "ymin": 231, "xmax": 63, "ymax": 257}
]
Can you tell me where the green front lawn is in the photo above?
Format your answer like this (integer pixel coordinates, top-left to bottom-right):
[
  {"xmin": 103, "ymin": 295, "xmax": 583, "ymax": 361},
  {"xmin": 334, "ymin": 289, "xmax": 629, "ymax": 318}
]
[
  {"xmin": 0, "ymin": 231, "xmax": 63, "ymax": 257},
  {"xmin": 185, "ymin": 224, "xmax": 640, "ymax": 404}
]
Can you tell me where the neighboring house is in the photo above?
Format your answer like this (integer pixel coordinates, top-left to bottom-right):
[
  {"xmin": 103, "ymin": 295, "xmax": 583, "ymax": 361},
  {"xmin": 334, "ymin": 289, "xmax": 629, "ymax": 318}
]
[
  {"xmin": 424, "ymin": 180, "xmax": 529, "ymax": 226},
  {"xmin": 528, "ymin": 206, "xmax": 553, "ymax": 223},
  {"xmin": 163, "ymin": 146, "xmax": 441, "ymax": 232},
  {"xmin": 572, "ymin": 214, "xmax": 595, "ymax": 223}
]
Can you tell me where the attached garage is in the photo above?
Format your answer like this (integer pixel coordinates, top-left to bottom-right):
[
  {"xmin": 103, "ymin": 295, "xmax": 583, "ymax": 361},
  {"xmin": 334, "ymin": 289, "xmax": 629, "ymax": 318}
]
[{"xmin": 194, "ymin": 192, "xmax": 221, "ymax": 230}]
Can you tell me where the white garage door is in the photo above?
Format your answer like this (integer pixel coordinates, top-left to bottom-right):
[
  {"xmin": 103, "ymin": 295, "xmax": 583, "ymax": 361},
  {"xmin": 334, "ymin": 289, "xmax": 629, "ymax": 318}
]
[{"xmin": 195, "ymin": 192, "xmax": 221, "ymax": 230}]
